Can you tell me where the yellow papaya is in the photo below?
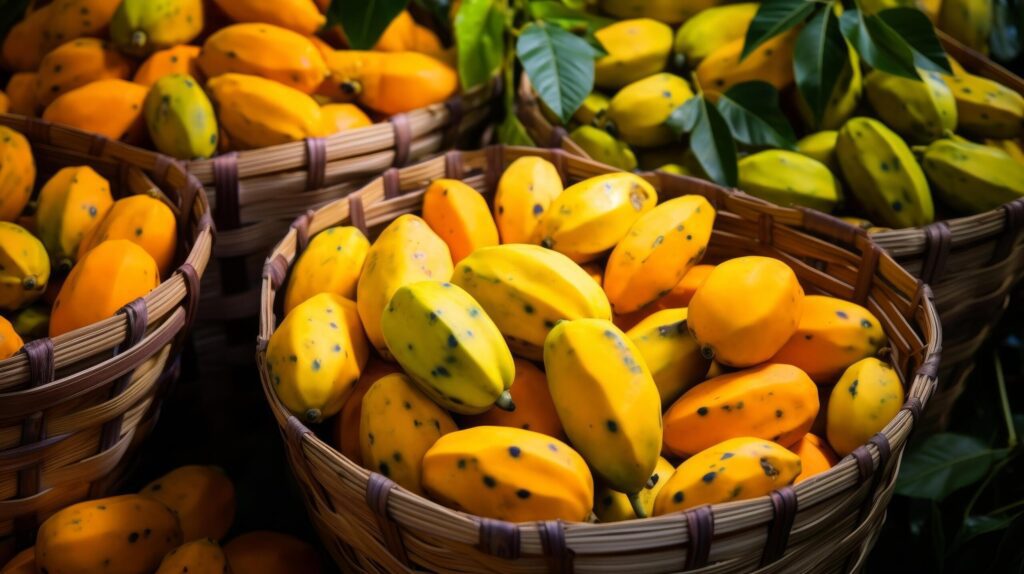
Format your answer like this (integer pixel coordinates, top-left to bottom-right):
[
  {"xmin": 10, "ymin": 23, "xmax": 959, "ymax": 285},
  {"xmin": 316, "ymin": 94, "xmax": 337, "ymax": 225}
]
[
  {"xmin": 663, "ymin": 363, "xmax": 819, "ymax": 456},
  {"xmin": 266, "ymin": 292, "xmax": 368, "ymax": 422},
  {"xmin": 422, "ymin": 179, "xmax": 499, "ymax": 264},
  {"xmin": 36, "ymin": 494, "xmax": 183, "ymax": 574},
  {"xmin": 688, "ymin": 256, "xmax": 804, "ymax": 367},
  {"xmin": 140, "ymin": 465, "xmax": 235, "ymax": 542},
  {"xmin": 35, "ymin": 38, "xmax": 134, "ymax": 108},
  {"xmin": 738, "ymin": 150, "xmax": 843, "ymax": 212},
  {"xmin": 11, "ymin": 304, "xmax": 50, "ymax": 340},
  {"xmin": 604, "ymin": 195, "xmax": 715, "ymax": 313},
  {"xmin": 494, "ymin": 156, "xmax": 564, "ymax": 244},
  {"xmin": 111, "ymin": 0, "xmax": 204, "ymax": 56},
  {"xmin": 0, "ymin": 222, "xmax": 49, "ymax": 311},
  {"xmin": 206, "ymin": 73, "xmax": 328, "ymax": 150},
  {"xmin": 0, "ymin": 547, "xmax": 34, "ymax": 574},
  {"xmin": 41, "ymin": 0, "xmax": 123, "ymax": 54},
  {"xmin": 355, "ymin": 214, "xmax": 453, "ymax": 356},
  {"xmin": 422, "ymin": 426, "xmax": 595, "ymax": 522},
  {"xmin": 359, "ymin": 373, "xmax": 458, "ymax": 493},
  {"xmin": 595, "ymin": 456, "xmax": 674, "ymax": 522},
  {"xmin": 460, "ymin": 357, "xmax": 565, "ymax": 440},
  {"xmin": 78, "ymin": 194, "xmax": 177, "ymax": 277},
  {"xmin": 599, "ymin": 0, "xmax": 716, "ymax": 24},
  {"xmin": 224, "ymin": 532, "xmax": 322, "ymax": 574},
  {"xmin": 283, "ymin": 226, "xmax": 369, "ymax": 314},
  {"xmin": 5, "ymin": 73, "xmax": 39, "ymax": 116},
  {"xmin": 626, "ymin": 308, "xmax": 710, "ymax": 406},
  {"xmin": 673, "ymin": 3, "xmax": 759, "ymax": 68},
  {"xmin": 381, "ymin": 281, "xmax": 515, "ymax": 414},
  {"xmin": 155, "ymin": 539, "xmax": 230, "ymax": 574},
  {"xmin": 791, "ymin": 433, "xmax": 838, "ymax": 483},
  {"xmin": 827, "ymin": 357, "xmax": 904, "ymax": 455},
  {"xmin": 865, "ymin": 69, "xmax": 957, "ymax": 143},
  {"xmin": 2, "ymin": 4, "xmax": 53, "ymax": 71},
  {"xmin": 656, "ymin": 263, "xmax": 713, "ymax": 310},
  {"xmin": 653, "ymin": 437, "xmax": 802, "ymax": 514},
  {"xmin": 0, "ymin": 126, "xmax": 35, "ymax": 222},
  {"xmin": 531, "ymin": 172, "xmax": 658, "ymax": 263},
  {"xmin": 939, "ymin": 0, "xmax": 991, "ymax": 54},
  {"xmin": 923, "ymin": 137, "xmax": 1024, "ymax": 213},
  {"xmin": 796, "ymin": 42, "xmax": 862, "ymax": 131},
  {"xmin": 371, "ymin": 11, "xmax": 443, "ymax": 54},
  {"xmin": 134, "ymin": 45, "xmax": 203, "ymax": 87},
  {"xmin": 213, "ymin": 0, "xmax": 326, "ymax": 35},
  {"xmin": 0, "ymin": 316, "xmax": 22, "ymax": 360},
  {"xmin": 984, "ymin": 138, "xmax": 1024, "ymax": 164},
  {"xmin": 144, "ymin": 73, "xmax": 219, "ymax": 160},
  {"xmin": 796, "ymin": 130, "xmax": 840, "ymax": 173},
  {"xmin": 199, "ymin": 24, "xmax": 329, "ymax": 94},
  {"xmin": 568, "ymin": 126, "xmax": 638, "ymax": 171},
  {"xmin": 769, "ymin": 295, "xmax": 887, "ymax": 384},
  {"xmin": 594, "ymin": 19, "xmax": 673, "ymax": 89},
  {"xmin": 605, "ymin": 73, "xmax": 694, "ymax": 147},
  {"xmin": 544, "ymin": 318, "xmax": 662, "ymax": 514},
  {"xmin": 452, "ymin": 244, "xmax": 611, "ymax": 359},
  {"xmin": 697, "ymin": 32, "xmax": 796, "ymax": 100},
  {"xmin": 35, "ymin": 165, "xmax": 114, "ymax": 268},
  {"xmin": 583, "ymin": 262, "xmax": 605, "ymax": 287},
  {"xmin": 836, "ymin": 117, "xmax": 935, "ymax": 228},
  {"xmin": 333, "ymin": 357, "xmax": 401, "ymax": 465},
  {"xmin": 323, "ymin": 50, "xmax": 457, "ymax": 115},
  {"xmin": 941, "ymin": 71, "xmax": 1024, "ymax": 138},
  {"xmin": 319, "ymin": 103, "xmax": 372, "ymax": 135},
  {"xmin": 42, "ymin": 79, "xmax": 149, "ymax": 142},
  {"xmin": 573, "ymin": 92, "xmax": 611, "ymax": 127}
]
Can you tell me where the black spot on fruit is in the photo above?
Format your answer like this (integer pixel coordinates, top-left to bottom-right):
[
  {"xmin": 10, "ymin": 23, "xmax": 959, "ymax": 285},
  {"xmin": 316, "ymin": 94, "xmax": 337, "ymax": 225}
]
[
  {"xmin": 673, "ymin": 491, "xmax": 684, "ymax": 503},
  {"xmin": 702, "ymin": 472, "xmax": 716, "ymax": 483},
  {"xmin": 606, "ymin": 420, "xmax": 618, "ymax": 432},
  {"xmin": 697, "ymin": 407, "xmax": 708, "ymax": 416},
  {"xmin": 776, "ymin": 409, "xmax": 783, "ymax": 418},
  {"xmin": 483, "ymin": 475, "xmax": 497, "ymax": 488},
  {"xmin": 457, "ymin": 458, "xmax": 467, "ymax": 468},
  {"xmin": 861, "ymin": 318, "xmax": 872, "ymax": 328},
  {"xmin": 516, "ymin": 489, "xmax": 531, "ymax": 499},
  {"xmin": 849, "ymin": 379, "xmax": 859, "ymax": 397},
  {"xmin": 836, "ymin": 311, "xmax": 849, "ymax": 319},
  {"xmin": 509, "ymin": 446, "xmax": 521, "ymax": 458},
  {"xmin": 128, "ymin": 532, "xmax": 139, "ymax": 543},
  {"xmin": 760, "ymin": 457, "xmax": 779, "ymax": 478},
  {"xmin": 379, "ymin": 462, "xmax": 391, "ymax": 476},
  {"xmin": 721, "ymin": 452, "xmax": 734, "ymax": 460}
]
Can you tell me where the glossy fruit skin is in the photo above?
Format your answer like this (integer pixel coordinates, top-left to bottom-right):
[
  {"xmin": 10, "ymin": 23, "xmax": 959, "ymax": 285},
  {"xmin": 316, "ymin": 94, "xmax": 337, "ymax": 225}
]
[
  {"xmin": 530, "ymin": 173, "xmax": 658, "ymax": 263},
  {"xmin": 939, "ymin": 0, "xmax": 991, "ymax": 54},
  {"xmin": 42, "ymin": 79, "xmax": 149, "ymax": 142},
  {"xmin": 827, "ymin": 357, "xmax": 905, "ymax": 456},
  {"xmin": 319, "ymin": 103, "xmax": 372, "ymax": 135},
  {"xmin": 199, "ymin": 23, "xmax": 329, "ymax": 94},
  {"xmin": 0, "ymin": 547, "xmax": 34, "ymax": 574},
  {"xmin": 494, "ymin": 157, "xmax": 564, "ymax": 244},
  {"xmin": 796, "ymin": 42, "xmax": 862, "ymax": 131},
  {"xmin": 77, "ymin": 194, "xmax": 178, "ymax": 277},
  {"xmin": 594, "ymin": 19, "xmax": 673, "ymax": 89},
  {"xmin": 452, "ymin": 244, "xmax": 611, "ymax": 360},
  {"xmin": 606, "ymin": 73, "xmax": 694, "ymax": 147},
  {"xmin": 35, "ymin": 38, "xmax": 134, "ymax": 108},
  {"xmin": 697, "ymin": 32, "xmax": 796, "ymax": 100},
  {"xmin": 663, "ymin": 363, "xmax": 819, "ymax": 456},
  {"xmin": 656, "ymin": 264, "xmax": 713, "ymax": 309},
  {"xmin": 35, "ymin": 494, "xmax": 183, "ymax": 574},
  {"xmin": 864, "ymin": 69, "xmax": 958, "ymax": 143},
  {"xmin": 595, "ymin": 456, "xmax": 674, "ymax": 522},
  {"xmin": 223, "ymin": 531, "xmax": 322, "ymax": 574},
  {"xmin": 653, "ymin": 437, "xmax": 802, "ymax": 514},
  {"xmin": 2, "ymin": 4, "xmax": 53, "ymax": 71},
  {"xmin": 569, "ymin": 126, "xmax": 638, "ymax": 171},
  {"xmin": 359, "ymin": 373, "xmax": 458, "ymax": 493},
  {"xmin": 206, "ymin": 73, "xmax": 328, "ymax": 150},
  {"xmin": 738, "ymin": 150, "xmax": 842, "ymax": 212},
  {"xmin": 266, "ymin": 293, "xmax": 369, "ymax": 422},
  {"xmin": 544, "ymin": 319, "xmax": 662, "ymax": 497},
  {"xmin": 422, "ymin": 179, "xmax": 499, "ymax": 264},
  {"xmin": 0, "ymin": 316, "xmax": 23, "ymax": 360},
  {"xmin": 133, "ymin": 45, "xmax": 203, "ymax": 87},
  {"xmin": 573, "ymin": 92, "xmax": 612, "ymax": 126},
  {"xmin": 12, "ymin": 305, "xmax": 50, "ymax": 340},
  {"xmin": 791, "ymin": 434, "xmax": 839, "ymax": 483},
  {"xmin": 940, "ymin": 70, "xmax": 1024, "ymax": 138},
  {"xmin": 769, "ymin": 295, "xmax": 887, "ymax": 384},
  {"xmin": 35, "ymin": 165, "xmax": 114, "ymax": 267},
  {"xmin": 626, "ymin": 308, "xmax": 710, "ymax": 407},
  {"xmin": 6, "ymin": 73, "xmax": 40, "ymax": 116},
  {"xmin": 381, "ymin": 281, "xmax": 514, "ymax": 414},
  {"xmin": 140, "ymin": 465, "xmax": 236, "ymax": 542},
  {"xmin": 673, "ymin": 3, "xmax": 758, "ymax": 68},
  {"xmin": 796, "ymin": 131, "xmax": 840, "ymax": 173},
  {"xmin": 155, "ymin": 539, "xmax": 230, "ymax": 574},
  {"xmin": 0, "ymin": 126, "xmax": 36, "ymax": 223},
  {"xmin": 333, "ymin": 357, "xmax": 401, "ymax": 465},
  {"xmin": 356, "ymin": 214, "xmax": 453, "ymax": 357},
  {"xmin": 599, "ymin": 0, "xmax": 717, "ymax": 24},
  {"xmin": 284, "ymin": 226, "xmax": 369, "ymax": 314},
  {"xmin": 922, "ymin": 137, "xmax": 1024, "ymax": 213},
  {"xmin": 110, "ymin": 0, "xmax": 204, "ymax": 56},
  {"xmin": 687, "ymin": 256, "xmax": 805, "ymax": 367},
  {"xmin": 0, "ymin": 223, "xmax": 49, "ymax": 311},
  {"xmin": 213, "ymin": 0, "xmax": 326, "ymax": 35},
  {"xmin": 322, "ymin": 50, "xmax": 457, "ymax": 115},
  {"xmin": 460, "ymin": 357, "xmax": 566, "ymax": 440},
  {"xmin": 422, "ymin": 426, "xmax": 595, "ymax": 522},
  {"xmin": 41, "ymin": 0, "xmax": 123, "ymax": 54},
  {"xmin": 144, "ymin": 73, "xmax": 219, "ymax": 160},
  {"xmin": 836, "ymin": 117, "xmax": 934, "ymax": 228},
  {"xmin": 604, "ymin": 195, "xmax": 715, "ymax": 313}
]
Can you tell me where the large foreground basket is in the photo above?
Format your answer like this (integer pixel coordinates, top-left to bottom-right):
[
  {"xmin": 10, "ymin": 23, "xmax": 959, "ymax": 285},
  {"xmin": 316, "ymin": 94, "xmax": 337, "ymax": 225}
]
[
  {"xmin": 0, "ymin": 116, "xmax": 212, "ymax": 561},
  {"xmin": 257, "ymin": 147, "xmax": 941, "ymax": 573},
  {"xmin": 189, "ymin": 80, "xmax": 499, "ymax": 368}
]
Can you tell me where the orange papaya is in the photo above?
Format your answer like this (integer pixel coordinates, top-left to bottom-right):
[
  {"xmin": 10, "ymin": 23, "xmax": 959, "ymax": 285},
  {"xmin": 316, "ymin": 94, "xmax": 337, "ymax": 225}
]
[
  {"xmin": 320, "ymin": 103, "xmax": 372, "ymax": 134},
  {"xmin": 42, "ymin": 79, "xmax": 149, "ymax": 142},
  {"xmin": 422, "ymin": 179, "xmax": 499, "ymax": 264},
  {"xmin": 322, "ymin": 50, "xmax": 457, "ymax": 115},
  {"xmin": 0, "ymin": 126, "xmax": 36, "ymax": 222},
  {"xmin": 141, "ymin": 465, "xmax": 236, "ymax": 542},
  {"xmin": 213, "ymin": 0, "xmax": 326, "ymax": 35},
  {"xmin": 656, "ymin": 264, "xmax": 714, "ymax": 309},
  {"xmin": 5, "ymin": 73, "xmax": 39, "ymax": 116},
  {"xmin": 791, "ymin": 433, "xmax": 838, "ymax": 483},
  {"xmin": 224, "ymin": 532, "xmax": 322, "ymax": 574},
  {"xmin": 35, "ymin": 38, "xmax": 134, "ymax": 108},
  {"xmin": 133, "ymin": 45, "xmax": 203, "ymax": 86},
  {"xmin": 0, "ymin": 547, "xmax": 34, "ymax": 574},
  {"xmin": 2, "ymin": 4, "xmax": 53, "ymax": 71},
  {"xmin": 0, "ymin": 316, "xmax": 23, "ymax": 360},
  {"xmin": 155, "ymin": 538, "xmax": 230, "ymax": 574},
  {"xmin": 460, "ymin": 358, "xmax": 566, "ymax": 440},
  {"xmin": 199, "ymin": 23, "xmax": 329, "ymax": 94},
  {"xmin": 35, "ymin": 165, "xmax": 114, "ymax": 268},
  {"xmin": 332, "ymin": 357, "xmax": 402, "ymax": 465},
  {"xmin": 77, "ymin": 194, "xmax": 178, "ymax": 277}
]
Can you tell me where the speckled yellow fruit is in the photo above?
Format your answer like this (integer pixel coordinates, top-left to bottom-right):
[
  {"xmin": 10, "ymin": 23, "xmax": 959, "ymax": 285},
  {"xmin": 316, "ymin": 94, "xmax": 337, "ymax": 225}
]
[
  {"xmin": 35, "ymin": 38, "xmax": 134, "ymax": 108},
  {"xmin": 0, "ymin": 126, "xmax": 36, "ymax": 223},
  {"xmin": 213, "ymin": 0, "xmax": 325, "ymax": 35},
  {"xmin": 0, "ymin": 222, "xmax": 49, "ymax": 311},
  {"xmin": 200, "ymin": 23, "xmax": 328, "ymax": 94},
  {"xmin": 110, "ymin": 0, "xmax": 204, "ymax": 56},
  {"xmin": 827, "ymin": 358, "xmax": 905, "ymax": 456},
  {"xmin": 35, "ymin": 165, "xmax": 114, "ymax": 268},
  {"xmin": 606, "ymin": 73, "xmax": 694, "ymax": 147},
  {"xmin": 42, "ymin": 79, "xmax": 149, "ymax": 141},
  {"xmin": 494, "ymin": 156, "xmax": 564, "ymax": 244},
  {"xmin": 674, "ymin": 3, "xmax": 759, "ymax": 68},
  {"xmin": 568, "ymin": 126, "xmax": 638, "ymax": 171},
  {"xmin": 207, "ymin": 73, "xmax": 328, "ymax": 150},
  {"xmin": 224, "ymin": 532, "xmax": 322, "ymax": 574},
  {"xmin": 0, "ymin": 316, "xmax": 23, "ymax": 360},
  {"xmin": 333, "ymin": 358, "xmax": 401, "ymax": 465},
  {"xmin": 155, "ymin": 539, "xmax": 229, "ymax": 574},
  {"xmin": 697, "ymin": 32, "xmax": 796, "ymax": 100},
  {"xmin": 626, "ymin": 308, "xmax": 710, "ymax": 406},
  {"xmin": 594, "ymin": 19, "xmax": 673, "ymax": 89},
  {"xmin": 738, "ymin": 150, "xmax": 843, "ymax": 212},
  {"xmin": 923, "ymin": 137, "xmax": 1024, "ymax": 213},
  {"xmin": 143, "ymin": 73, "xmax": 220, "ymax": 160},
  {"xmin": 791, "ymin": 434, "xmax": 838, "ymax": 483},
  {"xmin": 865, "ymin": 69, "xmax": 957, "ymax": 143},
  {"xmin": 133, "ymin": 45, "xmax": 202, "ymax": 86},
  {"xmin": 283, "ymin": 226, "xmax": 369, "ymax": 314},
  {"xmin": 595, "ymin": 456, "xmax": 674, "ymax": 522},
  {"xmin": 422, "ymin": 179, "xmax": 499, "ymax": 264},
  {"xmin": 140, "ymin": 465, "xmax": 236, "ymax": 542},
  {"xmin": 941, "ymin": 71, "xmax": 1024, "ymax": 138},
  {"xmin": 77, "ymin": 194, "xmax": 178, "ymax": 277},
  {"xmin": 796, "ymin": 131, "xmax": 840, "ymax": 173}
]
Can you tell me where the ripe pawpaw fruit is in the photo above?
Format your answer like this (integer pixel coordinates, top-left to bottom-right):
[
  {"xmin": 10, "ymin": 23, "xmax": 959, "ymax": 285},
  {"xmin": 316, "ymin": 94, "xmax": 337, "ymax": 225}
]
[
  {"xmin": 460, "ymin": 357, "xmax": 565, "ymax": 440},
  {"xmin": 283, "ymin": 225, "xmax": 369, "ymax": 314},
  {"xmin": 494, "ymin": 156, "xmax": 564, "ymax": 245},
  {"xmin": 422, "ymin": 179, "xmax": 499, "ymax": 264},
  {"xmin": 0, "ymin": 126, "xmax": 36, "ymax": 222},
  {"xmin": 155, "ymin": 539, "xmax": 229, "ymax": 574},
  {"xmin": 223, "ymin": 532, "xmax": 322, "ymax": 574},
  {"xmin": 35, "ymin": 38, "xmax": 134, "ymax": 108},
  {"xmin": 111, "ymin": 0, "xmax": 204, "ymax": 56},
  {"xmin": 133, "ymin": 45, "xmax": 203, "ymax": 87},
  {"xmin": 78, "ymin": 194, "xmax": 178, "ymax": 277},
  {"xmin": 199, "ymin": 23, "xmax": 329, "ymax": 94},
  {"xmin": 0, "ymin": 316, "xmax": 23, "ymax": 360},
  {"xmin": 143, "ymin": 73, "xmax": 219, "ymax": 160},
  {"xmin": 42, "ymin": 79, "xmax": 149, "ymax": 142},
  {"xmin": 141, "ymin": 465, "xmax": 236, "ymax": 542},
  {"xmin": 0, "ymin": 222, "xmax": 49, "ymax": 311},
  {"xmin": 35, "ymin": 165, "xmax": 114, "ymax": 268}
]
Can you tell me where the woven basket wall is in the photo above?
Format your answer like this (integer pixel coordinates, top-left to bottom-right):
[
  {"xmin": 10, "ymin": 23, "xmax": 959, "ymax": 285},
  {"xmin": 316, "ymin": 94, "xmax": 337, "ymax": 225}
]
[
  {"xmin": 517, "ymin": 33, "xmax": 1021, "ymax": 434},
  {"xmin": 0, "ymin": 116, "xmax": 213, "ymax": 562},
  {"xmin": 256, "ymin": 147, "xmax": 941, "ymax": 573}
]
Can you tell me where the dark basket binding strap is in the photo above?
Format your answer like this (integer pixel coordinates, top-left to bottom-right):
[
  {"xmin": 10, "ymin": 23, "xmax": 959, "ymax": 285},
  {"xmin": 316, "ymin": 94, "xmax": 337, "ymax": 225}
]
[
  {"xmin": 390, "ymin": 114, "xmax": 412, "ymax": 167},
  {"xmin": 264, "ymin": 255, "xmax": 290, "ymax": 293},
  {"xmin": 548, "ymin": 126, "xmax": 568, "ymax": 149},
  {"xmin": 760, "ymin": 486, "xmax": 798, "ymax": 567},
  {"xmin": 800, "ymin": 208, "xmax": 865, "ymax": 249},
  {"xmin": 347, "ymin": 193, "xmax": 369, "ymax": 236},
  {"xmin": 444, "ymin": 149, "xmax": 464, "ymax": 180},
  {"xmin": 539, "ymin": 520, "xmax": 573, "ymax": 573},
  {"xmin": 290, "ymin": 210, "xmax": 315, "ymax": 254},
  {"xmin": 94, "ymin": 298, "xmax": 150, "ymax": 460},
  {"xmin": 14, "ymin": 338, "xmax": 56, "ymax": 546},
  {"xmin": 990, "ymin": 198, "xmax": 1024, "ymax": 264},
  {"xmin": 212, "ymin": 152, "xmax": 241, "ymax": 230},
  {"xmin": 902, "ymin": 396, "xmax": 925, "ymax": 422},
  {"xmin": 304, "ymin": 137, "xmax": 328, "ymax": 192},
  {"xmin": 921, "ymin": 221, "xmax": 952, "ymax": 286},
  {"xmin": 479, "ymin": 517, "xmax": 521, "ymax": 561},
  {"xmin": 382, "ymin": 168, "xmax": 401, "ymax": 200},
  {"xmin": 25, "ymin": 118, "xmax": 51, "ymax": 145},
  {"xmin": 484, "ymin": 146, "xmax": 505, "ymax": 193},
  {"xmin": 548, "ymin": 148, "xmax": 568, "ymax": 184},
  {"xmin": 757, "ymin": 213, "xmax": 774, "ymax": 247},
  {"xmin": 87, "ymin": 133, "xmax": 109, "ymax": 157},
  {"xmin": 852, "ymin": 243, "xmax": 882, "ymax": 306},
  {"xmin": 683, "ymin": 505, "xmax": 714, "ymax": 570},
  {"xmin": 443, "ymin": 95, "xmax": 465, "ymax": 150},
  {"xmin": 365, "ymin": 473, "xmax": 411, "ymax": 566},
  {"xmin": 176, "ymin": 262, "xmax": 201, "ymax": 346}
]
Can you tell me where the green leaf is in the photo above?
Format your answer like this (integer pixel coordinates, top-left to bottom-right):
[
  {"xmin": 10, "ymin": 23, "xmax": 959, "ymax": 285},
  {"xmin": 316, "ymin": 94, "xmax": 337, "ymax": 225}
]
[
  {"xmin": 667, "ymin": 97, "xmax": 737, "ymax": 187},
  {"xmin": 839, "ymin": 8, "xmax": 918, "ymax": 79},
  {"xmin": 742, "ymin": 0, "xmax": 818, "ymax": 59},
  {"xmin": 328, "ymin": 0, "xmax": 410, "ymax": 50},
  {"xmin": 528, "ymin": 1, "xmax": 612, "ymax": 53},
  {"xmin": 454, "ymin": 0, "xmax": 506, "ymax": 90},
  {"xmin": 895, "ymin": 433, "xmax": 1006, "ymax": 500},
  {"xmin": 497, "ymin": 114, "xmax": 536, "ymax": 146},
  {"xmin": 666, "ymin": 97, "xmax": 702, "ymax": 134},
  {"xmin": 952, "ymin": 513, "xmax": 1024, "ymax": 552},
  {"xmin": 516, "ymin": 22, "xmax": 598, "ymax": 125},
  {"xmin": 876, "ymin": 8, "xmax": 952, "ymax": 73},
  {"xmin": 794, "ymin": 7, "xmax": 848, "ymax": 127},
  {"xmin": 715, "ymin": 82, "xmax": 797, "ymax": 148}
]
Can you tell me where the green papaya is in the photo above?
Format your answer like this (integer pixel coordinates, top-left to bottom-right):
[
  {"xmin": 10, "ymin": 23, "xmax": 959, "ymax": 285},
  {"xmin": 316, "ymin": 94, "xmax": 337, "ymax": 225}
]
[
  {"xmin": 737, "ymin": 150, "xmax": 842, "ymax": 212},
  {"xmin": 796, "ymin": 131, "xmax": 839, "ymax": 173},
  {"xmin": 922, "ymin": 137, "xmax": 1024, "ymax": 213},
  {"xmin": 797, "ymin": 42, "xmax": 862, "ymax": 131},
  {"xmin": 111, "ymin": 0, "xmax": 204, "ymax": 56},
  {"xmin": 144, "ymin": 74, "xmax": 218, "ymax": 160},
  {"xmin": 569, "ymin": 126, "xmax": 638, "ymax": 171},
  {"xmin": 836, "ymin": 117, "xmax": 934, "ymax": 228},
  {"xmin": 865, "ymin": 69, "xmax": 957, "ymax": 143}
]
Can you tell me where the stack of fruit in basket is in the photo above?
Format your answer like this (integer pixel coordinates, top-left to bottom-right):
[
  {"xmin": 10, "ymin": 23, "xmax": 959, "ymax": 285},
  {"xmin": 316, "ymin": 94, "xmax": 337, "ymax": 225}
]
[
  {"xmin": 553, "ymin": 2, "xmax": 1023, "ymax": 232},
  {"xmin": 0, "ymin": 125, "xmax": 176, "ymax": 358},
  {"xmin": 0, "ymin": 0, "xmax": 458, "ymax": 160},
  {"xmin": 265, "ymin": 156, "xmax": 904, "ymax": 522},
  {"xmin": 0, "ymin": 465, "xmax": 323, "ymax": 574}
]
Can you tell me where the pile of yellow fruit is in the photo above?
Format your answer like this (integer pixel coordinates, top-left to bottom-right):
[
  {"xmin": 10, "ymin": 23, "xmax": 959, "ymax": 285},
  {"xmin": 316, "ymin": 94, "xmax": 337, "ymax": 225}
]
[
  {"xmin": 0, "ymin": 0, "xmax": 458, "ymax": 160},
  {"xmin": 265, "ymin": 156, "xmax": 905, "ymax": 522}
]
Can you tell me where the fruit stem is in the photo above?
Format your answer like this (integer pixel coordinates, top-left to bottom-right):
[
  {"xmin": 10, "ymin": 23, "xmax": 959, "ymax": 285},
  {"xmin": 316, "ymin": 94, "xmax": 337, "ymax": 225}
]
[
  {"xmin": 495, "ymin": 391, "xmax": 516, "ymax": 412},
  {"xmin": 627, "ymin": 493, "xmax": 648, "ymax": 518},
  {"xmin": 131, "ymin": 31, "xmax": 147, "ymax": 49},
  {"xmin": 305, "ymin": 408, "xmax": 322, "ymax": 423}
]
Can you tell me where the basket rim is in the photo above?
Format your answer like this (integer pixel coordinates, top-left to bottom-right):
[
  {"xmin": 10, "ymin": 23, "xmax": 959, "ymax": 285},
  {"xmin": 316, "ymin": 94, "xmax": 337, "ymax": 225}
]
[{"xmin": 254, "ymin": 146, "xmax": 942, "ymax": 567}]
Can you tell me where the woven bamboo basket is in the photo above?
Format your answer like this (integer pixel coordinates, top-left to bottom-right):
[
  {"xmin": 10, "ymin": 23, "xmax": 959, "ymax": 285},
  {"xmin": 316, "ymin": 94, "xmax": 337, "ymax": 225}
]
[
  {"xmin": 256, "ymin": 146, "xmax": 941, "ymax": 573},
  {"xmin": 0, "ymin": 116, "xmax": 212, "ymax": 562},
  {"xmin": 187, "ymin": 80, "xmax": 499, "ymax": 368},
  {"xmin": 517, "ymin": 33, "xmax": 1020, "ymax": 434}
]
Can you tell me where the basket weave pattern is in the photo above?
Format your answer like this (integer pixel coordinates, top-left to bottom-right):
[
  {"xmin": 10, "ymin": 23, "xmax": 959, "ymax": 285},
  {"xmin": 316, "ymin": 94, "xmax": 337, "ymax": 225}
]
[{"xmin": 257, "ymin": 147, "xmax": 941, "ymax": 573}]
